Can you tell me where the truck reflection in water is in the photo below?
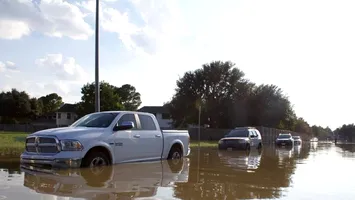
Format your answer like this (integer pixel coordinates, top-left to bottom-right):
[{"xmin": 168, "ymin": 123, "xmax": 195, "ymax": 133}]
[
  {"xmin": 310, "ymin": 141, "xmax": 318, "ymax": 151},
  {"xmin": 294, "ymin": 145, "xmax": 302, "ymax": 155},
  {"xmin": 22, "ymin": 158, "xmax": 189, "ymax": 200}
]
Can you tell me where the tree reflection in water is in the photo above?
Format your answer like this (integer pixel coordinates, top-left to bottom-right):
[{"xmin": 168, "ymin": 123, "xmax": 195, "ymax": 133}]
[
  {"xmin": 336, "ymin": 143, "xmax": 355, "ymax": 158},
  {"xmin": 174, "ymin": 144, "xmax": 311, "ymax": 200}
]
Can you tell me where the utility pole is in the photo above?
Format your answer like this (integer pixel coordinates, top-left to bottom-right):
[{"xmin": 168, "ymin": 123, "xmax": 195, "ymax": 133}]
[
  {"xmin": 198, "ymin": 105, "xmax": 201, "ymax": 147},
  {"xmin": 94, "ymin": 0, "xmax": 100, "ymax": 112}
]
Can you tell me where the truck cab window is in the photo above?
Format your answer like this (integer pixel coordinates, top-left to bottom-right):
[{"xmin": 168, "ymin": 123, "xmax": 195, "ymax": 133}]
[
  {"xmin": 138, "ymin": 114, "xmax": 157, "ymax": 130},
  {"xmin": 116, "ymin": 114, "xmax": 137, "ymax": 129}
]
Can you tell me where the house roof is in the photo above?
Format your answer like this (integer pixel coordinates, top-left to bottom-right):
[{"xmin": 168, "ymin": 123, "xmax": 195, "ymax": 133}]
[
  {"xmin": 138, "ymin": 106, "xmax": 169, "ymax": 114},
  {"xmin": 57, "ymin": 103, "xmax": 76, "ymax": 113}
]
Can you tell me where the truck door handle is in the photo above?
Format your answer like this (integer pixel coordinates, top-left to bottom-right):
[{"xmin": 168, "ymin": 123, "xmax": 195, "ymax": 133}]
[
  {"xmin": 133, "ymin": 135, "xmax": 140, "ymax": 138},
  {"xmin": 155, "ymin": 134, "xmax": 161, "ymax": 138}
]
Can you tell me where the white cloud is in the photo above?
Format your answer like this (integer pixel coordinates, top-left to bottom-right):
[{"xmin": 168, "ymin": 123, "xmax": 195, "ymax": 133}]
[
  {"xmin": 0, "ymin": 54, "xmax": 90, "ymax": 103},
  {"xmin": 35, "ymin": 53, "xmax": 89, "ymax": 83},
  {"xmin": 0, "ymin": 61, "xmax": 19, "ymax": 73},
  {"xmin": 33, "ymin": 53, "xmax": 90, "ymax": 100},
  {"xmin": 77, "ymin": 0, "xmax": 184, "ymax": 55},
  {"xmin": 0, "ymin": 0, "xmax": 93, "ymax": 40}
]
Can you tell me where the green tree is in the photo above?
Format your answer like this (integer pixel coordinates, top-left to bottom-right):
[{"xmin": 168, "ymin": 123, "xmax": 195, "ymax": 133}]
[
  {"xmin": 0, "ymin": 89, "xmax": 32, "ymax": 123},
  {"xmin": 294, "ymin": 117, "xmax": 312, "ymax": 134},
  {"xmin": 76, "ymin": 81, "xmax": 137, "ymax": 116},
  {"xmin": 29, "ymin": 97, "xmax": 43, "ymax": 118},
  {"xmin": 166, "ymin": 60, "xmax": 298, "ymax": 130},
  {"xmin": 310, "ymin": 125, "xmax": 333, "ymax": 139},
  {"xmin": 166, "ymin": 60, "xmax": 253, "ymax": 128},
  {"xmin": 39, "ymin": 93, "xmax": 63, "ymax": 114},
  {"xmin": 115, "ymin": 84, "xmax": 142, "ymax": 111},
  {"xmin": 334, "ymin": 124, "xmax": 355, "ymax": 142},
  {"xmin": 247, "ymin": 84, "xmax": 296, "ymax": 129}
]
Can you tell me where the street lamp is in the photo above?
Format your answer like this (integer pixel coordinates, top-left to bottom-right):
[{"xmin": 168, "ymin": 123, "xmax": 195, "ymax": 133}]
[{"xmin": 94, "ymin": 0, "xmax": 100, "ymax": 112}]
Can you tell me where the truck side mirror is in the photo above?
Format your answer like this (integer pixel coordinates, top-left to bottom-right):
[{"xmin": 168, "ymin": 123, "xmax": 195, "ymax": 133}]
[{"xmin": 113, "ymin": 121, "xmax": 135, "ymax": 131}]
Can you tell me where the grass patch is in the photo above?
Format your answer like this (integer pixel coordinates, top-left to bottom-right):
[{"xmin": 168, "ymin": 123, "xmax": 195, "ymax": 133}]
[
  {"xmin": 0, "ymin": 131, "xmax": 28, "ymax": 155},
  {"xmin": 190, "ymin": 141, "xmax": 218, "ymax": 147}
]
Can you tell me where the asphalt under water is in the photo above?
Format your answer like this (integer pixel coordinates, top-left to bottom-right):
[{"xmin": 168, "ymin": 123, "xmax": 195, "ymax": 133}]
[{"xmin": 0, "ymin": 142, "xmax": 355, "ymax": 200}]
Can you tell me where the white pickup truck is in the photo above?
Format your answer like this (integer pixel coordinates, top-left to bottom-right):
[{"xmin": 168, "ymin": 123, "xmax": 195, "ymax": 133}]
[{"xmin": 20, "ymin": 111, "xmax": 191, "ymax": 169}]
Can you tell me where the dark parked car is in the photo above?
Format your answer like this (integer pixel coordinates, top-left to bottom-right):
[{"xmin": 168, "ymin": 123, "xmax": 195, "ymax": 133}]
[
  {"xmin": 218, "ymin": 127, "xmax": 263, "ymax": 151},
  {"xmin": 275, "ymin": 133, "xmax": 294, "ymax": 147}
]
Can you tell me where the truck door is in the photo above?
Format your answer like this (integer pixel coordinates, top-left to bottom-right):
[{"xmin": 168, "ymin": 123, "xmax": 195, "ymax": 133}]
[
  {"xmin": 135, "ymin": 114, "xmax": 163, "ymax": 160},
  {"xmin": 250, "ymin": 130, "xmax": 259, "ymax": 147},
  {"xmin": 113, "ymin": 113, "xmax": 141, "ymax": 162}
]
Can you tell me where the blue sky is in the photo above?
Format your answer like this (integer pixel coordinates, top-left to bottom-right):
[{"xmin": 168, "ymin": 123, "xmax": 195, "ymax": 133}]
[{"xmin": 0, "ymin": 0, "xmax": 355, "ymax": 129}]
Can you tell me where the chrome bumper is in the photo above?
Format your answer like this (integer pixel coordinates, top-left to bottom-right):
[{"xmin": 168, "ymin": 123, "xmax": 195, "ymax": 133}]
[
  {"xmin": 20, "ymin": 157, "xmax": 82, "ymax": 169},
  {"xmin": 186, "ymin": 148, "xmax": 191, "ymax": 156}
]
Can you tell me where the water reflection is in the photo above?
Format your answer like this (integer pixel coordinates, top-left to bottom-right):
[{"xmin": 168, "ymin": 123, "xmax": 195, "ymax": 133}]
[
  {"xmin": 174, "ymin": 145, "xmax": 310, "ymax": 200},
  {"xmin": 310, "ymin": 142, "xmax": 318, "ymax": 151},
  {"xmin": 217, "ymin": 149, "xmax": 262, "ymax": 171},
  {"xmin": 335, "ymin": 143, "xmax": 355, "ymax": 158},
  {"xmin": 22, "ymin": 159, "xmax": 189, "ymax": 199},
  {"xmin": 0, "ymin": 143, "xmax": 354, "ymax": 200}
]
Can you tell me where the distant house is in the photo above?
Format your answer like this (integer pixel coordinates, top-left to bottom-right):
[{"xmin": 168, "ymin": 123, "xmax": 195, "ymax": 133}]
[
  {"xmin": 56, "ymin": 103, "xmax": 78, "ymax": 127},
  {"xmin": 138, "ymin": 106, "xmax": 173, "ymax": 129}
]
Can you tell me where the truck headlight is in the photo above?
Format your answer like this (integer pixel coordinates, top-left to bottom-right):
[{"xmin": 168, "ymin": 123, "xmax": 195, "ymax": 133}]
[
  {"xmin": 218, "ymin": 140, "xmax": 224, "ymax": 144},
  {"xmin": 60, "ymin": 140, "xmax": 83, "ymax": 151}
]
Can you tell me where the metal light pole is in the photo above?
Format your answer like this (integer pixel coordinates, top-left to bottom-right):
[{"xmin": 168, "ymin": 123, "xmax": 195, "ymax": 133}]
[
  {"xmin": 94, "ymin": 0, "xmax": 100, "ymax": 112},
  {"xmin": 198, "ymin": 105, "xmax": 201, "ymax": 147}
]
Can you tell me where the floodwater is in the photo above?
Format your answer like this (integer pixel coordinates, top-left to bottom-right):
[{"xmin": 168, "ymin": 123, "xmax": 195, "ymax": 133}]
[{"xmin": 0, "ymin": 143, "xmax": 355, "ymax": 200}]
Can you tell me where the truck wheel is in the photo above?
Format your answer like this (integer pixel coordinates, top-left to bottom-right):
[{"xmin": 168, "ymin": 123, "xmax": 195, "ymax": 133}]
[
  {"xmin": 82, "ymin": 151, "xmax": 110, "ymax": 168},
  {"xmin": 168, "ymin": 145, "xmax": 182, "ymax": 160}
]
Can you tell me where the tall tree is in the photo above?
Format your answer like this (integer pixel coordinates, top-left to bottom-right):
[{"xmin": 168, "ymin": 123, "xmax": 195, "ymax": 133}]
[
  {"xmin": 167, "ymin": 61, "xmax": 251, "ymax": 128},
  {"xmin": 294, "ymin": 117, "xmax": 312, "ymax": 134},
  {"xmin": 166, "ymin": 60, "xmax": 298, "ymax": 130},
  {"xmin": 248, "ymin": 84, "xmax": 296, "ymax": 129},
  {"xmin": 39, "ymin": 93, "xmax": 63, "ymax": 114},
  {"xmin": 0, "ymin": 89, "xmax": 32, "ymax": 123},
  {"xmin": 76, "ymin": 81, "xmax": 142, "ymax": 116},
  {"xmin": 29, "ymin": 97, "xmax": 43, "ymax": 118},
  {"xmin": 115, "ymin": 84, "xmax": 142, "ymax": 111},
  {"xmin": 334, "ymin": 124, "xmax": 355, "ymax": 142}
]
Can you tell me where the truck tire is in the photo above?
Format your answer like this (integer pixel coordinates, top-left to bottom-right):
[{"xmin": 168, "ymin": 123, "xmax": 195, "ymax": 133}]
[
  {"xmin": 82, "ymin": 151, "xmax": 110, "ymax": 168},
  {"xmin": 167, "ymin": 145, "xmax": 182, "ymax": 160}
]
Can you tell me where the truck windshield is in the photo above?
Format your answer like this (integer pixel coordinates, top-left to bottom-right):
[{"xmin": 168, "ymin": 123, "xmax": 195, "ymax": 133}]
[
  {"xmin": 225, "ymin": 130, "xmax": 248, "ymax": 137},
  {"xmin": 71, "ymin": 113, "xmax": 119, "ymax": 128},
  {"xmin": 278, "ymin": 134, "xmax": 291, "ymax": 139}
]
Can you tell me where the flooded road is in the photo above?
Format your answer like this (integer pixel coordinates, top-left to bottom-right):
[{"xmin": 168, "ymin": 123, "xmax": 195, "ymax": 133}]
[{"xmin": 0, "ymin": 142, "xmax": 355, "ymax": 200}]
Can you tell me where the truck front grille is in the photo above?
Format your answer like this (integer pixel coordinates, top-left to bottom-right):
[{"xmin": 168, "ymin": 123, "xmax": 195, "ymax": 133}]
[{"xmin": 26, "ymin": 136, "xmax": 60, "ymax": 154}]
